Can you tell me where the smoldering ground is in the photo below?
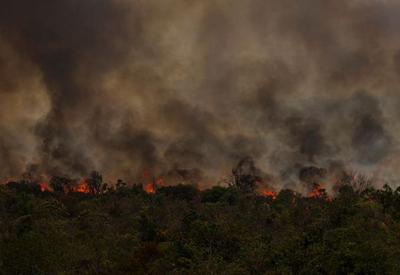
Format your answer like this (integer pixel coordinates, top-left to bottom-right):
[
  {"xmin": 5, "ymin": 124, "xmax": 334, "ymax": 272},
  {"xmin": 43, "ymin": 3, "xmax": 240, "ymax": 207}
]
[{"xmin": 1, "ymin": 0, "xmax": 400, "ymax": 189}]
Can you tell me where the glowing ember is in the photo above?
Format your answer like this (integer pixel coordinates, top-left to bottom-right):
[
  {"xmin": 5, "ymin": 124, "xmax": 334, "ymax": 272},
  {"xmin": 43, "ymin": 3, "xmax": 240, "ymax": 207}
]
[
  {"xmin": 143, "ymin": 177, "xmax": 165, "ymax": 194},
  {"xmin": 142, "ymin": 171, "xmax": 165, "ymax": 194},
  {"xmin": 308, "ymin": 184, "xmax": 326, "ymax": 199},
  {"xmin": 73, "ymin": 179, "xmax": 91, "ymax": 193},
  {"xmin": 144, "ymin": 182, "xmax": 156, "ymax": 194},
  {"xmin": 39, "ymin": 182, "xmax": 53, "ymax": 192},
  {"xmin": 260, "ymin": 188, "xmax": 277, "ymax": 199}
]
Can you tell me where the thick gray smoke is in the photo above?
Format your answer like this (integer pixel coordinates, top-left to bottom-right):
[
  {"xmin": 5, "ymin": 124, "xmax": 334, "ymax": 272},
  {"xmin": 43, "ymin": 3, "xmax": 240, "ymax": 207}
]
[{"xmin": 1, "ymin": 0, "xmax": 400, "ymax": 189}]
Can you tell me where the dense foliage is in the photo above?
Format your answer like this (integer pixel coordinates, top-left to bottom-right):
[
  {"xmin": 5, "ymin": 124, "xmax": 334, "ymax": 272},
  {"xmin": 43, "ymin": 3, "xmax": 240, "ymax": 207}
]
[{"xmin": 1, "ymin": 180, "xmax": 400, "ymax": 274}]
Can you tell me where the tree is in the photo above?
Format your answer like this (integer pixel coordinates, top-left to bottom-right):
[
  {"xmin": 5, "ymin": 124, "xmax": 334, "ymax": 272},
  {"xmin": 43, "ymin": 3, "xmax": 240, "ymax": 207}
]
[
  {"xmin": 50, "ymin": 176, "xmax": 73, "ymax": 193},
  {"xmin": 87, "ymin": 171, "xmax": 103, "ymax": 194},
  {"xmin": 231, "ymin": 157, "xmax": 260, "ymax": 193}
]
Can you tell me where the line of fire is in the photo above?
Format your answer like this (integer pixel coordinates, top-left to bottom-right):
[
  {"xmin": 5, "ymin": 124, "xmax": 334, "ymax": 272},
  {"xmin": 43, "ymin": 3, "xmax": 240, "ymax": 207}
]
[{"xmin": 2, "ymin": 157, "xmax": 373, "ymax": 202}]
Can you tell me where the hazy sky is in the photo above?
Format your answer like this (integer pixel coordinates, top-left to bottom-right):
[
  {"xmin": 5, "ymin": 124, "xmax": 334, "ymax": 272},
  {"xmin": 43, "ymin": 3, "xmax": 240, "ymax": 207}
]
[{"xmin": 1, "ymin": 0, "xmax": 400, "ymax": 189}]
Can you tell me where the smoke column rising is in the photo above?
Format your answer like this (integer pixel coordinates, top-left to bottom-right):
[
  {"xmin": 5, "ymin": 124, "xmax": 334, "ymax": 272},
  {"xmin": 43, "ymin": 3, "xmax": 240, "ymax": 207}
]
[{"xmin": 1, "ymin": 0, "xmax": 400, "ymax": 189}]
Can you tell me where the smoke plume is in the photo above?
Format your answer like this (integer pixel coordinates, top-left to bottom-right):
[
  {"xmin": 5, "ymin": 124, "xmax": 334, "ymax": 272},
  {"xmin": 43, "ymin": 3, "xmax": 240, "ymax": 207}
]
[{"xmin": 1, "ymin": 0, "xmax": 400, "ymax": 189}]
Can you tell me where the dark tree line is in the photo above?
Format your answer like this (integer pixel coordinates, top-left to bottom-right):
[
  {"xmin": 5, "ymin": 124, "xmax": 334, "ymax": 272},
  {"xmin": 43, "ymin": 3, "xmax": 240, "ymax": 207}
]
[{"xmin": 0, "ymin": 173, "xmax": 400, "ymax": 274}]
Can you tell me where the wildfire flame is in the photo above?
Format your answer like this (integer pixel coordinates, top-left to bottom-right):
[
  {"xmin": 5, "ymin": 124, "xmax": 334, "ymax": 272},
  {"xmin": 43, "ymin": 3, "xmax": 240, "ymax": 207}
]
[
  {"xmin": 142, "ymin": 171, "xmax": 165, "ymax": 194},
  {"xmin": 37, "ymin": 178, "xmax": 92, "ymax": 194},
  {"xmin": 260, "ymin": 188, "xmax": 277, "ymax": 199},
  {"xmin": 39, "ymin": 182, "xmax": 53, "ymax": 192},
  {"xmin": 144, "ymin": 182, "xmax": 156, "ymax": 194},
  {"xmin": 259, "ymin": 183, "xmax": 331, "ymax": 201},
  {"xmin": 73, "ymin": 179, "xmax": 91, "ymax": 193},
  {"xmin": 308, "ymin": 184, "xmax": 326, "ymax": 199},
  {"xmin": 3, "ymin": 173, "xmax": 334, "ymax": 200}
]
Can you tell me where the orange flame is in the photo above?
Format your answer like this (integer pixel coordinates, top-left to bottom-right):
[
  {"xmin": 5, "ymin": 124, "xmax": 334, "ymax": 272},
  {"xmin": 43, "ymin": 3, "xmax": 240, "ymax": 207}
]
[
  {"xmin": 144, "ymin": 182, "xmax": 156, "ymax": 194},
  {"xmin": 39, "ymin": 182, "xmax": 53, "ymax": 192},
  {"xmin": 260, "ymin": 188, "xmax": 277, "ymax": 199},
  {"xmin": 308, "ymin": 184, "xmax": 326, "ymax": 199},
  {"xmin": 73, "ymin": 179, "xmax": 91, "ymax": 193},
  {"xmin": 142, "ymin": 171, "xmax": 165, "ymax": 194}
]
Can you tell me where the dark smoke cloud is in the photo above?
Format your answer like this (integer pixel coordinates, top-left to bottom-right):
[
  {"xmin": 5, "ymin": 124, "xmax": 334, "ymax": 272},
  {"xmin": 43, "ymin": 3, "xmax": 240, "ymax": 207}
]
[{"xmin": 1, "ymin": 0, "xmax": 400, "ymax": 189}]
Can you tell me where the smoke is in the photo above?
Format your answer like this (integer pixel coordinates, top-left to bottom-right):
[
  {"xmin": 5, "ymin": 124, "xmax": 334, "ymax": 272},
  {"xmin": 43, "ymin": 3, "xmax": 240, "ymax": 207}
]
[{"xmin": 1, "ymin": 0, "xmax": 400, "ymax": 189}]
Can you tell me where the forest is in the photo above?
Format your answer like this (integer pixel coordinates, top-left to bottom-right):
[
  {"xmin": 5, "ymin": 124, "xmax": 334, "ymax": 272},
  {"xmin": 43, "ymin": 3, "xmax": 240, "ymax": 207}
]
[
  {"xmin": 2, "ymin": 0, "xmax": 400, "ymax": 274},
  {"xmin": 1, "ymin": 169, "xmax": 400, "ymax": 275}
]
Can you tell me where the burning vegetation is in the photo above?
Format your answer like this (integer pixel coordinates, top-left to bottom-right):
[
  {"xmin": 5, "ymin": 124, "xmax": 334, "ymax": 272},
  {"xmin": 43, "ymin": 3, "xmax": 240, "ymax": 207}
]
[
  {"xmin": 72, "ymin": 179, "xmax": 91, "ymax": 194},
  {"xmin": 141, "ymin": 171, "xmax": 166, "ymax": 195},
  {"xmin": 259, "ymin": 188, "xmax": 277, "ymax": 199},
  {"xmin": 0, "ymin": 157, "xmax": 373, "ymax": 202},
  {"xmin": 1, "ymin": 0, "xmax": 400, "ymax": 273},
  {"xmin": 308, "ymin": 183, "xmax": 327, "ymax": 199},
  {"xmin": 39, "ymin": 182, "xmax": 52, "ymax": 193},
  {"xmin": 1, "ymin": 166, "xmax": 400, "ymax": 274}
]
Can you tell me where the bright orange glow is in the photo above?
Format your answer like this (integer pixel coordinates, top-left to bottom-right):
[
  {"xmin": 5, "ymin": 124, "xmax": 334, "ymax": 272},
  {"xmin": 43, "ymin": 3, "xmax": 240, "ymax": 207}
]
[
  {"xmin": 143, "ymin": 177, "xmax": 165, "ymax": 194},
  {"xmin": 39, "ymin": 182, "xmax": 53, "ymax": 192},
  {"xmin": 260, "ymin": 188, "xmax": 277, "ymax": 199},
  {"xmin": 144, "ymin": 182, "xmax": 156, "ymax": 194},
  {"xmin": 73, "ymin": 179, "xmax": 91, "ymax": 193},
  {"xmin": 308, "ymin": 184, "xmax": 326, "ymax": 199},
  {"xmin": 142, "ymin": 170, "xmax": 165, "ymax": 194}
]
